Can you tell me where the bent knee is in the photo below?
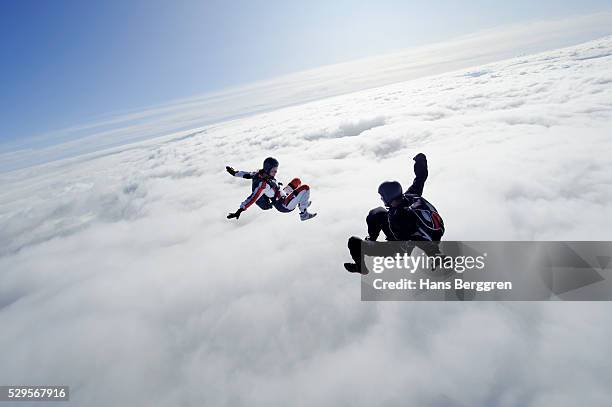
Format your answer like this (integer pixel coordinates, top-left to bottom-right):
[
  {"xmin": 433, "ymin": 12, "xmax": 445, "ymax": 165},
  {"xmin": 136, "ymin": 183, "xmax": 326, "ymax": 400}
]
[
  {"xmin": 288, "ymin": 178, "xmax": 302, "ymax": 189},
  {"xmin": 348, "ymin": 236, "xmax": 362, "ymax": 247},
  {"xmin": 294, "ymin": 184, "xmax": 310, "ymax": 194},
  {"xmin": 367, "ymin": 206, "xmax": 386, "ymax": 218}
]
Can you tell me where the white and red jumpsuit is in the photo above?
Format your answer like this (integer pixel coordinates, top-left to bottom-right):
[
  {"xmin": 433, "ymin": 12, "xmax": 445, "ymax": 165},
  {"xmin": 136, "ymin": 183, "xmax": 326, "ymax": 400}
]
[{"xmin": 234, "ymin": 170, "xmax": 310, "ymax": 214}]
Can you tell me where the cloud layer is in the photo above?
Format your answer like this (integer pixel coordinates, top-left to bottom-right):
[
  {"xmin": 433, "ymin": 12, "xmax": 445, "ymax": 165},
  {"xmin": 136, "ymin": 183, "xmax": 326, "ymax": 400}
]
[
  {"xmin": 2, "ymin": 12, "xmax": 612, "ymax": 172},
  {"xmin": 1, "ymin": 36, "xmax": 612, "ymax": 406}
]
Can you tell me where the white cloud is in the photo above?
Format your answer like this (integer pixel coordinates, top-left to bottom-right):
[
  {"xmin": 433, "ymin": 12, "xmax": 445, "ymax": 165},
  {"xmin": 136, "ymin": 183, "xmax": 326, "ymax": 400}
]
[{"xmin": 1, "ymin": 35, "xmax": 612, "ymax": 406}]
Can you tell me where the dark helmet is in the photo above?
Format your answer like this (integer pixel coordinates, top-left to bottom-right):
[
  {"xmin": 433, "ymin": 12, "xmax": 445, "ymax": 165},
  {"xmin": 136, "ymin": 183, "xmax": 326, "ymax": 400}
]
[
  {"xmin": 378, "ymin": 181, "xmax": 403, "ymax": 206},
  {"xmin": 263, "ymin": 157, "xmax": 279, "ymax": 174}
]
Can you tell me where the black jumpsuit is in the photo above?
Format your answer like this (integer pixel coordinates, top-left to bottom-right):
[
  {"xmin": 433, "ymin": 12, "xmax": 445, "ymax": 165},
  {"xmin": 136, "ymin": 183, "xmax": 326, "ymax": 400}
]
[{"xmin": 347, "ymin": 154, "xmax": 440, "ymax": 267}]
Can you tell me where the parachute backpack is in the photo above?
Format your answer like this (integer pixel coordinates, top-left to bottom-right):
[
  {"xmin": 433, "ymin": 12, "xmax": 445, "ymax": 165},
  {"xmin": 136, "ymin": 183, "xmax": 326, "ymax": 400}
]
[{"xmin": 406, "ymin": 194, "xmax": 445, "ymax": 241}]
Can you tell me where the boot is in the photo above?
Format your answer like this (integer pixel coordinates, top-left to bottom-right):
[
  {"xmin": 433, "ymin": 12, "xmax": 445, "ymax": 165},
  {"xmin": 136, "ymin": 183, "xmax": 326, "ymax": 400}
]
[
  {"xmin": 300, "ymin": 211, "xmax": 317, "ymax": 221},
  {"xmin": 344, "ymin": 262, "xmax": 367, "ymax": 275}
]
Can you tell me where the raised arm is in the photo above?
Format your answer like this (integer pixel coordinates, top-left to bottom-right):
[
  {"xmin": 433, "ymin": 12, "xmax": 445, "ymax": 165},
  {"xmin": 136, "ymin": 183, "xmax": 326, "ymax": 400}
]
[{"xmin": 405, "ymin": 153, "xmax": 428, "ymax": 196}]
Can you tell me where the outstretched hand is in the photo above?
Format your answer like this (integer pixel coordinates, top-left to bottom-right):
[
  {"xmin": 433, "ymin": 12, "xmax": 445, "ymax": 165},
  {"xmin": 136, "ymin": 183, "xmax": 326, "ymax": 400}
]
[
  {"xmin": 227, "ymin": 208, "xmax": 243, "ymax": 220},
  {"xmin": 226, "ymin": 166, "xmax": 237, "ymax": 176},
  {"xmin": 413, "ymin": 153, "xmax": 427, "ymax": 162}
]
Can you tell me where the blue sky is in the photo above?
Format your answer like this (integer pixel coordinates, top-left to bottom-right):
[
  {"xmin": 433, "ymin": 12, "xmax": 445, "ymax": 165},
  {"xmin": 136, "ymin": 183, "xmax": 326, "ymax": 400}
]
[{"xmin": 1, "ymin": 0, "xmax": 612, "ymax": 146}]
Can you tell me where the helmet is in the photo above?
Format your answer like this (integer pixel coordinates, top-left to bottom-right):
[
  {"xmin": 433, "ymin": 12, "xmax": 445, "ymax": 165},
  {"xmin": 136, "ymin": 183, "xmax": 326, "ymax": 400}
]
[
  {"xmin": 263, "ymin": 157, "xmax": 279, "ymax": 174},
  {"xmin": 378, "ymin": 181, "xmax": 403, "ymax": 206}
]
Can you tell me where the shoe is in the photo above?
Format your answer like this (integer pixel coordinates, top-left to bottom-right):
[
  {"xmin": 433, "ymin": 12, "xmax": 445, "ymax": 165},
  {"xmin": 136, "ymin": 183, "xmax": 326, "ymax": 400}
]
[
  {"xmin": 344, "ymin": 262, "xmax": 367, "ymax": 275},
  {"xmin": 300, "ymin": 211, "xmax": 317, "ymax": 221}
]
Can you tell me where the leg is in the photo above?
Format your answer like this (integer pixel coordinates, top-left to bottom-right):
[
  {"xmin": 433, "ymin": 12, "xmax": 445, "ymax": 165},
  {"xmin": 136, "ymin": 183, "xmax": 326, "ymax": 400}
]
[
  {"xmin": 295, "ymin": 185, "xmax": 310, "ymax": 213},
  {"xmin": 280, "ymin": 184, "xmax": 315, "ymax": 220},
  {"xmin": 345, "ymin": 236, "xmax": 368, "ymax": 274},
  {"xmin": 348, "ymin": 236, "xmax": 362, "ymax": 263},
  {"xmin": 288, "ymin": 178, "xmax": 301, "ymax": 189},
  {"xmin": 412, "ymin": 240, "xmax": 443, "ymax": 257},
  {"xmin": 282, "ymin": 185, "xmax": 310, "ymax": 212},
  {"xmin": 366, "ymin": 207, "xmax": 394, "ymax": 241}
]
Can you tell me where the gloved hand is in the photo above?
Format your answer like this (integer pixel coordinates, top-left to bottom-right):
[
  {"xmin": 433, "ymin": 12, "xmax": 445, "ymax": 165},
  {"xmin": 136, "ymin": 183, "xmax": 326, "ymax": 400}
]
[
  {"xmin": 227, "ymin": 208, "xmax": 243, "ymax": 219},
  {"xmin": 226, "ymin": 166, "xmax": 237, "ymax": 176},
  {"xmin": 413, "ymin": 153, "xmax": 427, "ymax": 162}
]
